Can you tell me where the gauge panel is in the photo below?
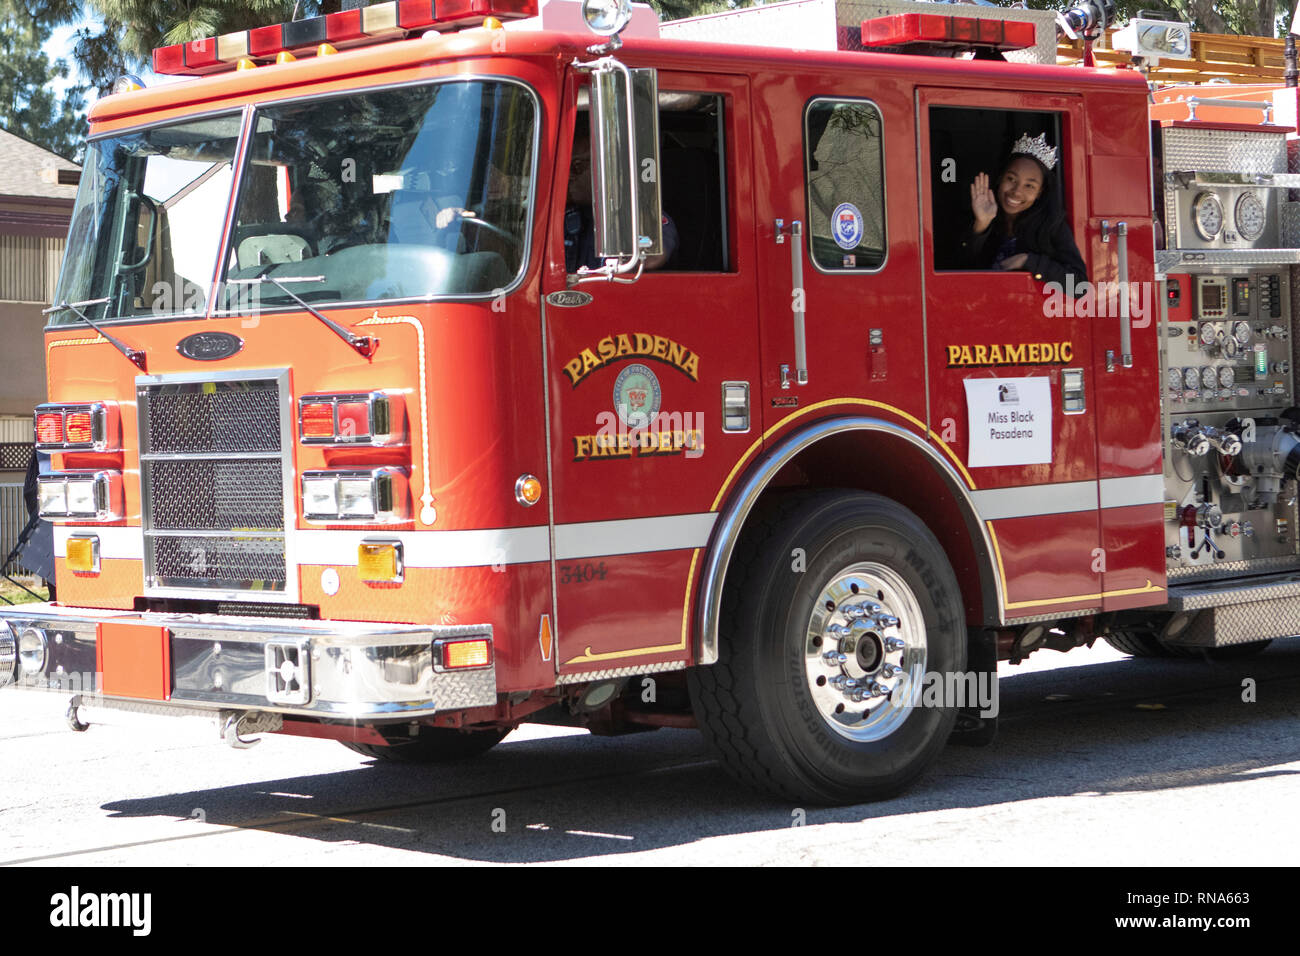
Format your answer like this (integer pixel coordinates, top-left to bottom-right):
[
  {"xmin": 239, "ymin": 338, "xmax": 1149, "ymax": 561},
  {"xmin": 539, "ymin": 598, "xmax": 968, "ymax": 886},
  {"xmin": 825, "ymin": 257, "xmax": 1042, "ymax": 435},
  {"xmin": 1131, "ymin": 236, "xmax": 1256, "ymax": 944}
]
[
  {"xmin": 1235, "ymin": 192, "xmax": 1266, "ymax": 242},
  {"xmin": 1193, "ymin": 192, "xmax": 1224, "ymax": 241}
]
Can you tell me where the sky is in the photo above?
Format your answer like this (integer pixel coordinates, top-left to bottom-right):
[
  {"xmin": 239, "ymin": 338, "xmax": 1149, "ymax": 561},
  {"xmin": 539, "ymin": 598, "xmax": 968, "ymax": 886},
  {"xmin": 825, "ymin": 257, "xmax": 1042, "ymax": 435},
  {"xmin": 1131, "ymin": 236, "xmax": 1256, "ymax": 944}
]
[{"xmin": 44, "ymin": 15, "xmax": 100, "ymax": 106}]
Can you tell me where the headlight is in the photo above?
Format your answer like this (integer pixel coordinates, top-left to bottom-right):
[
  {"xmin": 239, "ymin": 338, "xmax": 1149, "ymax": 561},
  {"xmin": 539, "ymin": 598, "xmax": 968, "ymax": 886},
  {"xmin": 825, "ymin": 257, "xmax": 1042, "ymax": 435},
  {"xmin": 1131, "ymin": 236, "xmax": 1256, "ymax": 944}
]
[
  {"xmin": 66, "ymin": 478, "xmax": 101, "ymax": 517},
  {"xmin": 18, "ymin": 627, "xmax": 46, "ymax": 676},
  {"xmin": 302, "ymin": 475, "xmax": 338, "ymax": 518},
  {"xmin": 0, "ymin": 626, "xmax": 16, "ymax": 688},
  {"xmin": 301, "ymin": 469, "xmax": 408, "ymax": 524},
  {"xmin": 338, "ymin": 477, "xmax": 377, "ymax": 518},
  {"xmin": 36, "ymin": 472, "xmax": 123, "ymax": 522},
  {"xmin": 38, "ymin": 479, "xmax": 68, "ymax": 517}
]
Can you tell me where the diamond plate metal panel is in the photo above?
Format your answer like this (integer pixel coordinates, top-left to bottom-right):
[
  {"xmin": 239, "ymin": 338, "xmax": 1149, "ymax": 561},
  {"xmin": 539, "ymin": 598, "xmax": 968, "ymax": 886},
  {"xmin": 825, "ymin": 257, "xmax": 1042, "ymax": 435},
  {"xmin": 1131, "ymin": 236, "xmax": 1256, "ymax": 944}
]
[
  {"xmin": 1168, "ymin": 554, "xmax": 1300, "ymax": 581},
  {"xmin": 1163, "ymin": 127, "xmax": 1287, "ymax": 174},
  {"xmin": 1005, "ymin": 607, "xmax": 1099, "ymax": 625},
  {"xmin": 1174, "ymin": 601, "xmax": 1300, "ymax": 646},
  {"xmin": 556, "ymin": 660, "xmax": 687, "ymax": 684},
  {"xmin": 1282, "ymin": 201, "xmax": 1300, "ymax": 248},
  {"xmin": 1168, "ymin": 573, "xmax": 1300, "ymax": 610},
  {"xmin": 1156, "ymin": 249, "xmax": 1300, "ymax": 271}
]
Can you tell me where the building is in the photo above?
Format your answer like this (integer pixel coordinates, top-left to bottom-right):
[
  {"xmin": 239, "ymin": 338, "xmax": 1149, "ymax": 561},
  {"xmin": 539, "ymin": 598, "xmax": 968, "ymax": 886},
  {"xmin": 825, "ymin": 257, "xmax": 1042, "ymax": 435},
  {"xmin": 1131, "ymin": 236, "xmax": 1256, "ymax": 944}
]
[{"xmin": 0, "ymin": 129, "xmax": 79, "ymax": 569}]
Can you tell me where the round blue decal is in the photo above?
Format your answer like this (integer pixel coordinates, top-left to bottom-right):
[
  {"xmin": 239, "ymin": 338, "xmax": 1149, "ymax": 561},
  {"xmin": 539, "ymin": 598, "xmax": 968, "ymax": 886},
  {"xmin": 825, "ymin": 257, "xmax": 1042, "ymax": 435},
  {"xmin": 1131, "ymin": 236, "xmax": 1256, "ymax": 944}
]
[{"xmin": 831, "ymin": 202, "xmax": 864, "ymax": 251}]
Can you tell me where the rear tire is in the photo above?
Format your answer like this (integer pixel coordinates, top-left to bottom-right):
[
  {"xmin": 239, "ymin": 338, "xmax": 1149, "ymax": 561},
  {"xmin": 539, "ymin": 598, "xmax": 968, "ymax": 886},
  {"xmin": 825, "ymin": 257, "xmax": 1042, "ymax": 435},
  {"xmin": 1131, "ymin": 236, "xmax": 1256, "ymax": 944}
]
[
  {"xmin": 688, "ymin": 491, "xmax": 966, "ymax": 805},
  {"xmin": 1104, "ymin": 628, "xmax": 1176, "ymax": 658},
  {"xmin": 1106, "ymin": 628, "xmax": 1273, "ymax": 661},
  {"xmin": 342, "ymin": 725, "xmax": 508, "ymax": 763}
]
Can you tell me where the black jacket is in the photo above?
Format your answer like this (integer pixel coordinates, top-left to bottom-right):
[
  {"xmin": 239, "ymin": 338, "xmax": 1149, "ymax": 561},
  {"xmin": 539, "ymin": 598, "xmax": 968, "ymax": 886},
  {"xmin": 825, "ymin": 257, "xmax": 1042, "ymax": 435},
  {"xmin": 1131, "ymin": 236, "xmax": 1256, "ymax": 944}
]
[{"xmin": 957, "ymin": 214, "xmax": 1088, "ymax": 292}]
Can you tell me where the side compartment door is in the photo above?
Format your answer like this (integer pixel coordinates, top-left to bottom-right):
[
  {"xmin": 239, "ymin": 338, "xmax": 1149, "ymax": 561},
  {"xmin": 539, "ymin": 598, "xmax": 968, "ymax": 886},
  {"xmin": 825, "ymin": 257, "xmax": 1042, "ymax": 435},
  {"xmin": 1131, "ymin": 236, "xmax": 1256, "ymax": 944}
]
[
  {"xmin": 542, "ymin": 72, "xmax": 759, "ymax": 675},
  {"xmin": 919, "ymin": 89, "xmax": 1103, "ymax": 620}
]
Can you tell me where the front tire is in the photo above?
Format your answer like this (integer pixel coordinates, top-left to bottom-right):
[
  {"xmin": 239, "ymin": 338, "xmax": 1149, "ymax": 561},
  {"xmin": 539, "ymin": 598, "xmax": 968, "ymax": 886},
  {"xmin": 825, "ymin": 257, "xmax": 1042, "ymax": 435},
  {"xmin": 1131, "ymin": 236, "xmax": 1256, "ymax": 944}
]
[{"xmin": 689, "ymin": 491, "xmax": 966, "ymax": 804}]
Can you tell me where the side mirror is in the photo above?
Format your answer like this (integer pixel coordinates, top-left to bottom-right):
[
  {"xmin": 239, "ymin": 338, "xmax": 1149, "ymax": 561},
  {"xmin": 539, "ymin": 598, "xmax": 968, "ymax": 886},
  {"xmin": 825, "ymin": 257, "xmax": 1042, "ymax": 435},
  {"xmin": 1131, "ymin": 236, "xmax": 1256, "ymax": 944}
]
[{"xmin": 587, "ymin": 64, "xmax": 662, "ymax": 275}]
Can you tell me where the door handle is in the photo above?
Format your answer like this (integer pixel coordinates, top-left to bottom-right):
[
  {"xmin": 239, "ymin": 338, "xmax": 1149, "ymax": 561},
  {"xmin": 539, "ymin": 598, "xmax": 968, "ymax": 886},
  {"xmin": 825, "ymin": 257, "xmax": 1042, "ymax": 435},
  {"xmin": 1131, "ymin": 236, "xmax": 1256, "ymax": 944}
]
[
  {"xmin": 775, "ymin": 218, "xmax": 808, "ymax": 386},
  {"xmin": 1101, "ymin": 219, "xmax": 1132, "ymax": 370}
]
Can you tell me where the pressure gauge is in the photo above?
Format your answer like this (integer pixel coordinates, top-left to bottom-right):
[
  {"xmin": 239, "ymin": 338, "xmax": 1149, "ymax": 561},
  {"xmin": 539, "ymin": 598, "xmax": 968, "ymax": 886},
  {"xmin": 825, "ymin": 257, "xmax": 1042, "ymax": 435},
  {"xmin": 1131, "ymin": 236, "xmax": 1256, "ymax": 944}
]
[
  {"xmin": 1199, "ymin": 322, "xmax": 1218, "ymax": 346},
  {"xmin": 1193, "ymin": 192, "xmax": 1224, "ymax": 240},
  {"xmin": 1219, "ymin": 365, "xmax": 1236, "ymax": 388},
  {"xmin": 1234, "ymin": 192, "xmax": 1266, "ymax": 242},
  {"xmin": 1222, "ymin": 336, "xmax": 1238, "ymax": 359},
  {"xmin": 1233, "ymin": 321, "xmax": 1252, "ymax": 345},
  {"xmin": 1201, "ymin": 365, "xmax": 1219, "ymax": 389},
  {"xmin": 1168, "ymin": 366, "xmax": 1184, "ymax": 389},
  {"xmin": 1184, "ymin": 367, "xmax": 1200, "ymax": 388}
]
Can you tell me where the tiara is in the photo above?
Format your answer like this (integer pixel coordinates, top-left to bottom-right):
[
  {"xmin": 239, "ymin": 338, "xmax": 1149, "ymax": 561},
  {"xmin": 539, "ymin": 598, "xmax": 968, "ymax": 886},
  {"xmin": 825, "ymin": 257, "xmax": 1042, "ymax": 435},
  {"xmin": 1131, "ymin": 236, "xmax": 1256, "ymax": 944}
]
[{"xmin": 1011, "ymin": 133, "xmax": 1058, "ymax": 170}]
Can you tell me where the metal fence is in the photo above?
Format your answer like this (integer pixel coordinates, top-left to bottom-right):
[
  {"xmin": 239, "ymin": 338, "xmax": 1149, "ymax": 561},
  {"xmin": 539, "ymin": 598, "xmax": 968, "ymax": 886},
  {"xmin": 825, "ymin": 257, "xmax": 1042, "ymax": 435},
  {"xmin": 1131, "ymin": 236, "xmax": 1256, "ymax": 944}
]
[{"xmin": 0, "ymin": 483, "xmax": 36, "ymax": 576}]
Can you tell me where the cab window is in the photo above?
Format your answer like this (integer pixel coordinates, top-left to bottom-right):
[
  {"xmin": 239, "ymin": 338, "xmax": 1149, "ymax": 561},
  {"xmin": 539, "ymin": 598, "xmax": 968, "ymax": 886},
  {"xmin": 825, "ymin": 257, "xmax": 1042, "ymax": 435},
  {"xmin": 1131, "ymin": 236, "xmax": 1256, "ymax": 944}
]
[{"xmin": 803, "ymin": 98, "xmax": 886, "ymax": 272}]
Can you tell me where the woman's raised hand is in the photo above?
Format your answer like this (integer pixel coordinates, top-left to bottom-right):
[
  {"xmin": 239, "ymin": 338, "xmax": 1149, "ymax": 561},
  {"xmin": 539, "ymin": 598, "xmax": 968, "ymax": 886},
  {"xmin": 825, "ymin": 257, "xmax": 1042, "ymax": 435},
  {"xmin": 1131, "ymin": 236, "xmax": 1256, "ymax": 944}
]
[{"xmin": 970, "ymin": 172, "xmax": 997, "ymax": 234}]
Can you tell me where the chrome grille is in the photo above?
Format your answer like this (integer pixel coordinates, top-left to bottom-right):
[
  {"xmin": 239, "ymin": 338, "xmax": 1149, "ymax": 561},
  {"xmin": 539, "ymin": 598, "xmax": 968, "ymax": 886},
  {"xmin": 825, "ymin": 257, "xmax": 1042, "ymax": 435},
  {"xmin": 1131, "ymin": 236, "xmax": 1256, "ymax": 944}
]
[
  {"xmin": 147, "ymin": 459, "xmax": 283, "ymax": 530},
  {"xmin": 151, "ymin": 535, "xmax": 287, "ymax": 589},
  {"xmin": 140, "ymin": 376, "xmax": 288, "ymax": 594},
  {"xmin": 146, "ymin": 383, "xmax": 281, "ymax": 454}
]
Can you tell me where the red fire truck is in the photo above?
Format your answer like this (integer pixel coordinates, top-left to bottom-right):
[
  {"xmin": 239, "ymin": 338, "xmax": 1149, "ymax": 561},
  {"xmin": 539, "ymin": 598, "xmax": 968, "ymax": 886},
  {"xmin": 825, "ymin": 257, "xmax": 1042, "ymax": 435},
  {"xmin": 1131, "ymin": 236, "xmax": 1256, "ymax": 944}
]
[{"xmin": 1, "ymin": 0, "xmax": 1294, "ymax": 805}]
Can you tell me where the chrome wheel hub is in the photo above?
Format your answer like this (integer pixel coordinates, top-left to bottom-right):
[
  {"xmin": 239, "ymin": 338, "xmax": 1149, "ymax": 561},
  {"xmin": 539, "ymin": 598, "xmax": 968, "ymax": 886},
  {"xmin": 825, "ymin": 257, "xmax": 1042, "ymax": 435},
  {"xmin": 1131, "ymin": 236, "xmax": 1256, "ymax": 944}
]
[{"xmin": 804, "ymin": 562, "xmax": 927, "ymax": 741}]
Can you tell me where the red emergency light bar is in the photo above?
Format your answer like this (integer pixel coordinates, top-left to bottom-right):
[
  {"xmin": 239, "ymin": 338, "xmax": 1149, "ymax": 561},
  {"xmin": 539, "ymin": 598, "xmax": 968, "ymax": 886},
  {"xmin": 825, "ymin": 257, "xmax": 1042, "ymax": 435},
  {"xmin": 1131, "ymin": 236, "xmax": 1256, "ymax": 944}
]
[
  {"xmin": 860, "ymin": 13, "xmax": 1036, "ymax": 52},
  {"xmin": 152, "ymin": 0, "xmax": 538, "ymax": 76}
]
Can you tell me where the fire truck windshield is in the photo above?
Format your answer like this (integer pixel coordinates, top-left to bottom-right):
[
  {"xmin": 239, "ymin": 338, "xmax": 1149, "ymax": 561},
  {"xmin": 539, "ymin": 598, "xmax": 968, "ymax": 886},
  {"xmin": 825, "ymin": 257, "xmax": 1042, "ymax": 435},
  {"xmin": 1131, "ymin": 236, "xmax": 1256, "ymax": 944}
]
[
  {"xmin": 220, "ymin": 78, "xmax": 536, "ymax": 311},
  {"xmin": 51, "ymin": 114, "xmax": 243, "ymax": 326}
]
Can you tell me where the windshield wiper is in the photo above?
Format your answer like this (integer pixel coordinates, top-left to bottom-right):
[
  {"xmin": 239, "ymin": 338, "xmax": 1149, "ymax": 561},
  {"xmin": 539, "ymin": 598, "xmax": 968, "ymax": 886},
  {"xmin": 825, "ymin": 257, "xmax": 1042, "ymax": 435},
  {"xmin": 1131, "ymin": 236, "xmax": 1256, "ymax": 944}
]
[
  {"xmin": 43, "ymin": 298, "xmax": 148, "ymax": 371},
  {"xmin": 227, "ymin": 275, "xmax": 378, "ymax": 359}
]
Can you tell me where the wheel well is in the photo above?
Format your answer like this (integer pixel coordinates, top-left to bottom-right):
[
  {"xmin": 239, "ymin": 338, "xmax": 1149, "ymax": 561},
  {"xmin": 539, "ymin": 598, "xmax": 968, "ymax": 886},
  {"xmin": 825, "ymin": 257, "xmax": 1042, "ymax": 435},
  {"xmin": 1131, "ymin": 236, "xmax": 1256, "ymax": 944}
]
[{"xmin": 697, "ymin": 417, "xmax": 999, "ymax": 663}]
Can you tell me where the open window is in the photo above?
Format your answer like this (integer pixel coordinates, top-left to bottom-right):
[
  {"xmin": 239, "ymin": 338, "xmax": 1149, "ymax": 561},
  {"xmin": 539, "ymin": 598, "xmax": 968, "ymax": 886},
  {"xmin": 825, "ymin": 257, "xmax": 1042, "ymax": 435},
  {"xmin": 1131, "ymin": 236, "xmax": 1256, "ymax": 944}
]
[
  {"xmin": 566, "ymin": 89, "xmax": 730, "ymax": 273},
  {"xmin": 658, "ymin": 92, "xmax": 729, "ymax": 272},
  {"xmin": 929, "ymin": 107, "xmax": 1066, "ymax": 272}
]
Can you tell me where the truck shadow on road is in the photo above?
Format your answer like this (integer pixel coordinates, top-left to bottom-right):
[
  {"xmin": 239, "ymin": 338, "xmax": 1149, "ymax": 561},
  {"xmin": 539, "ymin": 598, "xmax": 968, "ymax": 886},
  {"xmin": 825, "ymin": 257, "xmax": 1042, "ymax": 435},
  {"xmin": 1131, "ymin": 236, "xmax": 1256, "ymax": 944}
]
[{"xmin": 99, "ymin": 642, "xmax": 1300, "ymax": 863}]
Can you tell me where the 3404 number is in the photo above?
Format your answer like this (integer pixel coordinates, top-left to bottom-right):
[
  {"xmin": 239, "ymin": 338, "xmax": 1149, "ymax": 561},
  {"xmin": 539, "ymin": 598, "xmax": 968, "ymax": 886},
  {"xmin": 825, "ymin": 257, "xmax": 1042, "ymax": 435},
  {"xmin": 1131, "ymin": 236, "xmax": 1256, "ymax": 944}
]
[{"xmin": 560, "ymin": 562, "xmax": 607, "ymax": 584}]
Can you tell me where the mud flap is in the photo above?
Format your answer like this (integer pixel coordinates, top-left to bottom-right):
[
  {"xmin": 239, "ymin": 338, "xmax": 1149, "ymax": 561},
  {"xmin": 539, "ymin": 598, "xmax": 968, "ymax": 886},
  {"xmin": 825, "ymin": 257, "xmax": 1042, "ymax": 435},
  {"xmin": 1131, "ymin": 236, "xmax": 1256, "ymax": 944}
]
[{"xmin": 949, "ymin": 627, "xmax": 998, "ymax": 747}]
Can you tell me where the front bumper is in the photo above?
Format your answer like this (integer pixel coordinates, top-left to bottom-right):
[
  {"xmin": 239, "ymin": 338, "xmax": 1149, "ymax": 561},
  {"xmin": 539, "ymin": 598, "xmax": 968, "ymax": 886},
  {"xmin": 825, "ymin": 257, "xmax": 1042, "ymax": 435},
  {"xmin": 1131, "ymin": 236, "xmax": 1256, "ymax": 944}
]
[{"xmin": 0, "ymin": 604, "xmax": 496, "ymax": 721}]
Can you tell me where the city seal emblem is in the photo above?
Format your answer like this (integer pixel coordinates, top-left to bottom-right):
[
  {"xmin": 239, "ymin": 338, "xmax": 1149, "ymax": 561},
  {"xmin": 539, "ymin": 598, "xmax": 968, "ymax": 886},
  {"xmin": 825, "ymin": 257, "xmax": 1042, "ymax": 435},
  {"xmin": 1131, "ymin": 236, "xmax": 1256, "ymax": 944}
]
[
  {"xmin": 831, "ymin": 202, "xmax": 864, "ymax": 250},
  {"xmin": 613, "ymin": 363, "xmax": 662, "ymax": 427}
]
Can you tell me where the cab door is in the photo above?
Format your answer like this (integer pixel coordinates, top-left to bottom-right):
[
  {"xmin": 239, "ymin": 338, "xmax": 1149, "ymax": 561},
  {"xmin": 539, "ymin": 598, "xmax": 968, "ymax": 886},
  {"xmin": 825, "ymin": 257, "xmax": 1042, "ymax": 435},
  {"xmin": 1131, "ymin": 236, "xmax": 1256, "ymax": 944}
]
[
  {"xmin": 919, "ymin": 88, "xmax": 1102, "ymax": 619},
  {"xmin": 541, "ymin": 71, "xmax": 758, "ymax": 675},
  {"xmin": 749, "ymin": 78, "xmax": 928, "ymax": 441}
]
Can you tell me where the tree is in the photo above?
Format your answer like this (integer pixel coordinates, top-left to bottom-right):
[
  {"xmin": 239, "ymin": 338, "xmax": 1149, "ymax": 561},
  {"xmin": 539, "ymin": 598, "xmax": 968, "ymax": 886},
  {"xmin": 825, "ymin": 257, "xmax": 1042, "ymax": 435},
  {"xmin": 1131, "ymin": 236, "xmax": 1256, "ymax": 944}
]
[
  {"xmin": 0, "ymin": 1, "xmax": 88, "ymax": 161},
  {"xmin": 1022, "ymin": 0, "xmax": 1282, "ymax": 37}
]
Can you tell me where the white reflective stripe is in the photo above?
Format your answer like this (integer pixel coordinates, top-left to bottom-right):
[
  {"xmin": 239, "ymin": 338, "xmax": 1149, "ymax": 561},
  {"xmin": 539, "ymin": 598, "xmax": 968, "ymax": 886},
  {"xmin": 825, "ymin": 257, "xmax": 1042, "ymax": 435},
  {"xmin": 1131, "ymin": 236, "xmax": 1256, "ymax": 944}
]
[
  {"xmin": 972, "ymin": 475, "xmax": 1165, "ymax": 521},
  {"xmin": 52, "ymin": 526, "xmax": 144, "ymax": 560},
  {"xmin": 971, "ymin": 481, "xmax": 1097, "ymax": 521},
  {"xmin": 52, "ymin": 516, "xmax": 719, "ymax": 569},
  {"xmin": 294, "ymin": 527, "xmax": 551, "ymax": 568},
  {"xmin": 1099, "ymin": 474, "xmax": 1164, "ymax": 509},
  {"xmin": 555, "ymin": 513, "xmax": 716, "ymax": 559}
]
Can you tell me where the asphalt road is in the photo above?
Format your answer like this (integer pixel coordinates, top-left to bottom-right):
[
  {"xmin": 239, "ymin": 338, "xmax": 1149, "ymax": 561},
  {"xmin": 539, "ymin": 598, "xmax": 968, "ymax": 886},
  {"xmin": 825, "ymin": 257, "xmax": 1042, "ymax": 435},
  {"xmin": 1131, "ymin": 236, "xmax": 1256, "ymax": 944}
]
[{"xmin": 1, "ymin": 639, "xmax": 1298, "ymax": 866}]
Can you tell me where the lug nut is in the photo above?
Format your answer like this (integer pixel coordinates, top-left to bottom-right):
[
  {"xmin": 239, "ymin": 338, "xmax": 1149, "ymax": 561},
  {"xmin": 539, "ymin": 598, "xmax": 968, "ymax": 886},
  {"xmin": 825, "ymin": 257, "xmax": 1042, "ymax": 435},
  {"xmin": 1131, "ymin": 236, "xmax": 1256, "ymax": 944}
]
[{"xmin": 885, "ymin": 636, "xmax": 905, "ymax": 651}]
